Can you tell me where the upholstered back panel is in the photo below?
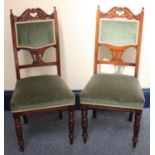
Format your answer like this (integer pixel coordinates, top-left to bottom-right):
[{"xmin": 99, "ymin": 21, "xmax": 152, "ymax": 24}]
[
  {"xmin": 99, "ymin": 19, "xmax": 139, "ymax": 46},
  {"xmin": 15, "ymin": 20, "xmax": 56, "ymax": 49},
  {"xmin": 10, "ymin": 8, "xmax": 61, "ymax": 79},
  {"xmin": 93, "ymin": 7, "xmax": 144, "ymax": 77}
]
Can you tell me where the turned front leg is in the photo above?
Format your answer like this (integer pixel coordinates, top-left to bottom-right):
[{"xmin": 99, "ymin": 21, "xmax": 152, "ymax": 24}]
[
  {"xmin": 68, "ymin": 109, "xmax": 74, "ymax": 144},
  {"xmin": 81, "ymin": 109, "xmax": 88, "ymax": 143},
  {"xmin": 13, "ymin": 114, "xmax": 24, "ymax": 152},
  {"xmin": 132, "ymin": 112, "xmax": 142, "ymax": 148}
]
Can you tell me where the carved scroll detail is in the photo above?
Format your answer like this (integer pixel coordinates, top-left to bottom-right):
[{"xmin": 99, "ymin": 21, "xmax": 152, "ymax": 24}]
[
  {"xmin": 102, "ymin": 7, "xmax": 137, "ymax": 19},
  {"xmin": 111, "ymin": 50, "xmax": 124, "ymax": 62},
  {"xmin": 29, "ymin": 50, "xmax": 45, "ymax": 64},
  {"xmin": 16, "ymin": 8, "xmax": 53, "ymax": 21}
]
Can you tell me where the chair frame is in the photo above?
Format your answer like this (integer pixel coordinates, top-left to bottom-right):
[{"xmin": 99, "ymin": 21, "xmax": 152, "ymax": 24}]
[
  {"xmin": 81, "ymin": 6, "xmax": 144, "ymax": 148},
  {"xmin": 10, "ymin": 7, "xmax": 74, "ymax": 152}
]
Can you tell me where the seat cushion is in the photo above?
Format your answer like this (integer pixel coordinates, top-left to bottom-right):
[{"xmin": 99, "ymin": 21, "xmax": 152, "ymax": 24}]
[
  {"xmin": 80, "ymin": 74, "xmax": 144, "ymax": 109},
  {"xmin": 11, "ymin": 75, "xmax": 74, "ymax": 113}
]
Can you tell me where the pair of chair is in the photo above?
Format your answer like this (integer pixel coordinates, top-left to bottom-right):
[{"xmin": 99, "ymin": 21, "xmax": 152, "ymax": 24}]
[{"xmin": 10, "ymin": 6, "xmax": 144, "ymax": 152}]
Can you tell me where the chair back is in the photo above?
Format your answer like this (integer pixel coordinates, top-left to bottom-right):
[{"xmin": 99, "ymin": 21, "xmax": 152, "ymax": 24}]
[
  {"xmin": 10, "ymin": 7, "xmax": 61, "ymax": 79},
  {"xmin": 94, "ymin": 6, "xmax": 144, "ymax": 77}
]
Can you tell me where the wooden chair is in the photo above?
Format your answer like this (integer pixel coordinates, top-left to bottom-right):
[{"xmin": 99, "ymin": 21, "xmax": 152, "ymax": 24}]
[
  {"xmin": 80, "ymin": 6, "xmax": 144, "ymax": 148},
  {"xmin": 10, "ymin": 7, "xmax": 75, "ymax": 152}
]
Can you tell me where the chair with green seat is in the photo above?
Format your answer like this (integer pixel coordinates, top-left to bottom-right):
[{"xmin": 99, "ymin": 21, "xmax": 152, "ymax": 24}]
[
  {"xmin": 80, "ymin": 6, "xmax": 144, "ymax": 148},
  {"xmin": 10, "ymin": 7, "xmax": 75, "ymax": 152}
]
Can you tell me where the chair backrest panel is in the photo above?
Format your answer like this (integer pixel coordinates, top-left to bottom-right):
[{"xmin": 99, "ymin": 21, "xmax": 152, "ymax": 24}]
[
  {"xmin": 94, "ymin": 6, "xmax": 144, "ymax": 77},
  {"xmin": 99, "ymin": 19, "xmax": 139, "ymax": 46},
  {"xmin": 10, "ymin": 7, "xmax": 61, "ymax": 79},
  {"xmin": 15, "ymin": 20, "xmax": 56, "ymax": 49}
]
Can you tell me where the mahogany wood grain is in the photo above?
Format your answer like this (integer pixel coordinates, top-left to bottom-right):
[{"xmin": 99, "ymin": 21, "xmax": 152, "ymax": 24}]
[
  {"xmin": 13, "ymin": 114, "xmax": 24, "ymax": 152},
  {"xmin": 10, "ymin": 7, "xmax": 75, "ymax": 151},
  {"xmin": 68, "ymin": 107, "xmax": 75, "ymax": 144},
  {"xmin": 133, "ymin": 112, "xmax": 142, "ymax": 148},
  {"xmin": 10, "ymin": 7, "xmax": 61, "ymax": 79},
  {"xmin": 81, "ymin": 109, "xmax": 88, "ymax": 143},
  {"xmin": 81, "ymin": 6, "xmax": 144, "ymax": 148},
  {"xmin": 93, "ymin": 6, "xmax": 144, "ymax": 77}
]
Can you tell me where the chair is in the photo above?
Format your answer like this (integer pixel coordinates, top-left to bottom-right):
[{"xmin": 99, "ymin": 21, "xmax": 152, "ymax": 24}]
[
  {"xmin": 10, "ymin": 7, "xmax": 75, "ymax": 152},
  {"xmin": 80, "ymin": 6, "xmax": 144, "ymax": 148}
]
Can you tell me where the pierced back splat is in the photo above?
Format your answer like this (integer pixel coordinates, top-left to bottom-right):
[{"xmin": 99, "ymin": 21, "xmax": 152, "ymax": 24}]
[
  {"xmin": 10, "ymin": 7, "xmax": 61, "ymax": 79},
  {"xmin": 94, "ymin": 6, "xmax": 144, "ymax": 77}
]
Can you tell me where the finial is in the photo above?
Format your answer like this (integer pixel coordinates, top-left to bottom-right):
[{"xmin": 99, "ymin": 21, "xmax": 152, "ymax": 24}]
[
  {"xmin": 54, "ymin": 6, "xmax": 56, "ymax": 11},
  {"xmin": 97, "ymin": 5, "xmax": 100, "ymax": 11},
  {"xmin": 10, "ymin": 9, "xmax": 13, "ymax": 15}
]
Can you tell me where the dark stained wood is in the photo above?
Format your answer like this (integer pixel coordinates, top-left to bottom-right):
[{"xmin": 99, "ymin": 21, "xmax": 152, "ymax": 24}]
[
  {"xmin": 13, "ymin": 105, "xmax": 74, "ymax": 115},
  {"xmin": 10, "ymin": 7, "xmax": 61, "ymax": 79},
  {"xmin": 81, "ymin": 109, "xmax": 88, "ymax": 143},
  {"xmin": 133, "ymin": 112, "xmax": 142, "ymax": 148},
  {"xmin": 16, "ymin": 8, "xmax": 54, "ymax": 21},
  {"xmin": 10, "ymin": 7, "xmax": 75, "ymax": 151},
  {"xmin": 13, "ymin": 114, "xmax": 24, "ymax": 152},
  {"xmin": 128, "ymin": 112, "xmax": 133, "ymax": 122},
  {"xmin": 53, "ymin": 7, "xmax": 61, "ymax": 76},
  {"xmin": 19, "ymin": 62, "xmax": 57, "ymax": 69},
  {"xmin": 10, "ymin": 10, "xmax": 20, "ymax": 79},
  {"xmin": 68, "ymin": 108, "xmax": 75, "ymax": 144}
]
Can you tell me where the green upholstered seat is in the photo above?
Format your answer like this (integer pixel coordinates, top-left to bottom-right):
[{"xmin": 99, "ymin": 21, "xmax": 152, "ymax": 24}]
[
  {"xmin": 80, "ymin": 74, "xmax": 144, "ymax": 109},
  {"xmin": 11, "ymin": 75, "xmax": 74, "ymax": 113}
]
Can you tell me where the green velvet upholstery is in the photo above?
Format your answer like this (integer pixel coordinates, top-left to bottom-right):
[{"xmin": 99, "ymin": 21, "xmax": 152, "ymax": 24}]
[
  {"xmin": 99, "ymin": 19, "xmax": 139, "ymax": 46},
  {"xmin": 11, "ymin": 75, "xmax": 74, "ymax": 113},
  {"xmin": 15, "ymin": 20, "xmax": 55, "ymax": 48},
  {"xmin": 81, "ymin": 74, "xmax": 144, "ymax": 109}
]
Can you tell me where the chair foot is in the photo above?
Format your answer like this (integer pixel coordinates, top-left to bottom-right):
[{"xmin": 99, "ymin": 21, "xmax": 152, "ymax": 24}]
[
  {"xmin": 81, "ymin": 109, "xmax": 88, "ymax": 143},
  {"xmin": 92, "ymin": 109, "xmax": 96, "ymax": 119},
  {"xmin": 128, "ymin": 112, "xmax": 133, "ymax": 122},
  {"xmin": 13, "ymin": 114, "xmax": 24, "ymax": 152},
  {"xmin": 132, "ymin": 112, "xmax": 142, "ymax": 148},
  {"xmin": 68, "ymin": 108, "xmax": 74, "ymax": 144},
  {"xmin": 23, "ymin": 115, "xmax": 28, "ymax": 124},
  {"xmin": 59, "ymin": 111, "xmax": 63, "ymax": 119}
]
